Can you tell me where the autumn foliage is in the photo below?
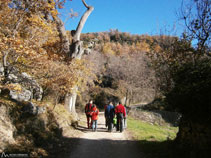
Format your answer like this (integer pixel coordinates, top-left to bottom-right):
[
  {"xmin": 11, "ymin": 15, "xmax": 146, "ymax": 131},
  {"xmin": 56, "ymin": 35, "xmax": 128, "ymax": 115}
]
[{"xmin": 0, "ymin": 0, "xmax": 93, "ymax": 100}]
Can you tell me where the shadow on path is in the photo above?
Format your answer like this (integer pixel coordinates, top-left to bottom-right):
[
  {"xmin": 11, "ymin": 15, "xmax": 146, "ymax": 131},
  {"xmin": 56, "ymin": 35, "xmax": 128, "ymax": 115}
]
[{"xmin": 67, "ymin": 138, "xmax": 143, "ymax": 158}]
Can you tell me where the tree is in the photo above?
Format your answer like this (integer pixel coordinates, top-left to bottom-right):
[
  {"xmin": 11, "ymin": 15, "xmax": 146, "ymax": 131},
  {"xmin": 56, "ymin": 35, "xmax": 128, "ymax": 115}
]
[
  {"xmin": 147, "ymin": 35, "xmax": 194, "ymax": 98},
  {"xmin": 167, "ymin": 59, "xmax": 211, "ymax": 154},
  {"xmin": 162, "ymin": 1, "xmax": 211, "ymax": 154},
  {"xmin": 179, "ymin": 0, "xmax": 210, "ymax": 56},
  {"xmin": 0, "ymin": 0, "xmax": 94, "ymax": 113},
  {"xmin": 103, "ymin": 52, "xmax": 156, "ymax": 105},
  {"xmin": 0, "ymin": 0, "xmax": 60, "ymax": 92},
  {"xmin": 53, "ymin": 0, "xmax": 94, "ymax": 112}
]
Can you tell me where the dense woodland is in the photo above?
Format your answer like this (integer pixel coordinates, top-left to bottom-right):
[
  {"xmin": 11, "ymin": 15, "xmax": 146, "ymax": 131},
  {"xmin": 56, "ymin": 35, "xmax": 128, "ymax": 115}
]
[{"xmin": 0, "ymin": 0, "xmax": 210, "ymax": 157}]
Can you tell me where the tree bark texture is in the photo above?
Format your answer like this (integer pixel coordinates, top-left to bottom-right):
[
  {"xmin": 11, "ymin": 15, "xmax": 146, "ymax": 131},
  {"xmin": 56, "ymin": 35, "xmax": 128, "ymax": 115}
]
[
  {"xmin": 65, "ymin": 86, "xmax": 78, "ymax": 113},
  {"xmin": 53, "ymin": 15, "xmax": 70, "ymax": 55}
]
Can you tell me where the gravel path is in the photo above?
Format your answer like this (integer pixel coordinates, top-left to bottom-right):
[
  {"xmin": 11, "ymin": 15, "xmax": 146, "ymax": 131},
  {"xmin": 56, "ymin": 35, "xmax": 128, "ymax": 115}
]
[{"xmin": 69, "ymin": 112, "xmax": 144, "ymax": 158}]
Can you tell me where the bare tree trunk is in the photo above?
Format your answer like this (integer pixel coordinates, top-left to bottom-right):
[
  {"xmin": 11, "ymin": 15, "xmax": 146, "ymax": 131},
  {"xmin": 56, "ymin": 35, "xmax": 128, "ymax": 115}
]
[
  {"xmin": 53, "ymin": 0, "xmax": 94, "ymax": 58},
  {"xmin": 125, "ymin": 90, "xmax": 129, "ymax": 106},
  {"xmin": 70, "ymin": 0, "xmax": 94, "ymax": 59},
  {"xmin": 66, "ymin": 0, "xmax": 93, "ymax": 113},
  {"xmin": 53, "ymin": 0, "xmax": 94, "ymax": 113},
  {"xmin": 53, "ymin": 15, "xmax": 70, "ymax": 55},
  {"xmin": 3, "ymin": 51, "xmax": 8, "ymax": 68},
  {"xmin": 65, "ymin": 86, "xmax": 78, "ymax": 112},
  {"xmin": 2, "ymin": 51, "xmax": 9, "ymax": 80}
]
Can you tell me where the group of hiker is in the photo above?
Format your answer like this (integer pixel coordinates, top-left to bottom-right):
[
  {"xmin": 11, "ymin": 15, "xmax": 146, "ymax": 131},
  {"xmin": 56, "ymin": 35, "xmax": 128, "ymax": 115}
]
[{"xmin": 85, "ymin": 100, "xmax": 127, "ymax": 132}]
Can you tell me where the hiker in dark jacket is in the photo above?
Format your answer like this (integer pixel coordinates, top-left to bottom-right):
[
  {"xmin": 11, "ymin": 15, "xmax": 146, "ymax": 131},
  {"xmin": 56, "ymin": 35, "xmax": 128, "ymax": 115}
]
[
  {"xmin": 85, "ymin": 100, "xmax": 93, "ymax": 129},
  {"xmin": 105, "ymin": 102, "xmax": 115, "ymax": 132}
]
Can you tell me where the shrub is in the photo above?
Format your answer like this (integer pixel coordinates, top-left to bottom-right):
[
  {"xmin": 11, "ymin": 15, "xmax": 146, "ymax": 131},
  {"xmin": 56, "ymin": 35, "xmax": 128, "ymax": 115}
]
[{"xmin": 167, "ymin": 59, "xmax": 211, "ymax": 121}]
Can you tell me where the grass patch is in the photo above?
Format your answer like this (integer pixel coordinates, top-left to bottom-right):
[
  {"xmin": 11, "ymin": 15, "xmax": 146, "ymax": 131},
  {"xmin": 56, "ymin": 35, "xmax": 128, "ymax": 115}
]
[
  {"xmin": 127, "ymin": 116, "xmax": 178, "ymax": 158},
  {"xmin": 127, "ymin": 117, "xmax": 178, "ymax": 141}
]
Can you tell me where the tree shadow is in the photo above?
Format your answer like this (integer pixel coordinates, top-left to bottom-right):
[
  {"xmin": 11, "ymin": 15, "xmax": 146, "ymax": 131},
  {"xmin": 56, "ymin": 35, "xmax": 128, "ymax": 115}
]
[
  {"xmin": 6, "ymin": 122, "xmax": 142, "ymax": 157},
  {"xmin": 137, "ymin": 140, "xmax": 211, "ymax": 158},
  {"xmin": 51, "ymin": 136, "xmax": 210, "ymax": 158},
  {"xmin": 58, "ymin": 137, "xmax": 143, "ymax": 158}
]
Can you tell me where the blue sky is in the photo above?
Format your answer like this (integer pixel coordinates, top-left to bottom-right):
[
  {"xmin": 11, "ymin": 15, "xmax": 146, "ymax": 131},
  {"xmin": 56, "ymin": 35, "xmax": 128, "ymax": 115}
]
[{"xmin": 60, "ymin": 0, "xmax": 184, "ymax": 36}]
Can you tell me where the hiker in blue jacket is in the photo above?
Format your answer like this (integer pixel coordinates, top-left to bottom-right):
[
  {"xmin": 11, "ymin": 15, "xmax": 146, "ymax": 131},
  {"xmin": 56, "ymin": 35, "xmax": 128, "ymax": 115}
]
[{"xmin": 105, "ymin": 102, "xmax": 115, "ymax": 132}]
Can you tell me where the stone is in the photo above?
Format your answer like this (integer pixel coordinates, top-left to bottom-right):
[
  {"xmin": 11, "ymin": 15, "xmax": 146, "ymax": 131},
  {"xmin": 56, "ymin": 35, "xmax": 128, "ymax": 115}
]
[
  {"xmin": 21, "ymin": 72, "xmax": 32, "ymax": 79},
  {"xmin": 2, "ymin": 64, "xmax": 43, "ymax": 101},
  {"xmin": 23, "ymin": 102, "xmax": 37, "ymax": 115},
  {"xmin": 23, "ymin": 102, "xmax": 46, "ymax": 115},
  {"xmin": 8, "ymin": 73, "xmax": 19, "ymax": 82},
  {"xmin": 36, "ymin": 106, "xmax": 46, "ymax": 114},
  {"xmin": 128, "ymin": 107, "xmax": 181, "ymax": 126},
  {"xmin": 84, "ymin": 48, "xmax": 91, "ymax": 55},
  {"xmin": 9, "ymin": 87, "xmax": 32, "ymax": 102}
]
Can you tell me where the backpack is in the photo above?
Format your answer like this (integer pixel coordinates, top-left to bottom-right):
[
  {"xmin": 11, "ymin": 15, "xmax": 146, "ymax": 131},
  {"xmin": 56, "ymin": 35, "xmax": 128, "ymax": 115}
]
[
  {"xmin": 105, "ymin": 105, "xmax": 114, "ymax": 118},
  {"xmin": 113, "ymin": 117, "xmax": 117, "ymax": 125}
]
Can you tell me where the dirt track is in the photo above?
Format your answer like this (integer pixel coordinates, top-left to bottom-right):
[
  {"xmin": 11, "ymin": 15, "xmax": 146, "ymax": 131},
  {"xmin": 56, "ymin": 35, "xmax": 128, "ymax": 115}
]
[{"xmin": 69, "ymin": 112, "xmax": 144, "ymax": 158}]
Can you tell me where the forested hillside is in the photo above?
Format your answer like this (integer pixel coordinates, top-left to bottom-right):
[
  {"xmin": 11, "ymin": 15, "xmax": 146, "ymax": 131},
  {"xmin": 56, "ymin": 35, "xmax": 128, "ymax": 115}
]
[{"xmin": 78, "ymin": 30, "xmax": 181, "ymax": 107}]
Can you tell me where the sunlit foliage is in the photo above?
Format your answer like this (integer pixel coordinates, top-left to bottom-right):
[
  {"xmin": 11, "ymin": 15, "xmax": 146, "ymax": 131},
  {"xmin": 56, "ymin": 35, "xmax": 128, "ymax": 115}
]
[{"xmin": 0, "ymin": 0, "xmax": 93, "ymax": 100}]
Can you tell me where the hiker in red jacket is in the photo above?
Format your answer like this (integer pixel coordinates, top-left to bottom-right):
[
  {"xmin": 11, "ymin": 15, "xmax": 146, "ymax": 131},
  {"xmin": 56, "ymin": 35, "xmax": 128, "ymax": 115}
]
[
  {"xmin": 90, "ymin": 104, "xmax": 99, "ymax": 132},
  {"xmin": 85, "ymin": 100, "xmax": 93, "ymax": 129},
  {"xmin": 115, "ymin": 101, "xmax": 126, "ymax": 132}
]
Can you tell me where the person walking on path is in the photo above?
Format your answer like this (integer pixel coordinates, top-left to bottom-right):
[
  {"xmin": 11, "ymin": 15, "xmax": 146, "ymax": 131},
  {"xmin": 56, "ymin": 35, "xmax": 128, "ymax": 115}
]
[
  {"xmin": 85, "ymin": 99, "xmax": 93, "ymax": 129},
  {"xmin": 115, "ymin": 101, "xmax": 126, "ymax": 132},
  {"xmin": 105, "ymin": 102, "xmax": 115, "ymax": 132},
  {"xmin": 90, "ymin": 104, "xmax": 99, "ymax": 132}
]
